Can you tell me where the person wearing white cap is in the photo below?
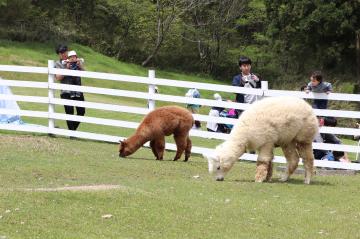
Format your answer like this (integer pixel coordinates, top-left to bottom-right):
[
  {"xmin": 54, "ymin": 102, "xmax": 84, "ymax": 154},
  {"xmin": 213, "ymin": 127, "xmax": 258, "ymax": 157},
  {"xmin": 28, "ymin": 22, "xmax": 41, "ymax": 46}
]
[{"xmin": 54, "ymin": 45, "xmax": 86, "ymax": 132}]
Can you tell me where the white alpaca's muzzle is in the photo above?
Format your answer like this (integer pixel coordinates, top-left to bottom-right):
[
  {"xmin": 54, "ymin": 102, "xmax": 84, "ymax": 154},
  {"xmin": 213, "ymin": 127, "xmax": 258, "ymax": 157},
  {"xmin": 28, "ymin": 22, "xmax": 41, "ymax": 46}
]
[{"xmin": 203, "ymin": 153, "xmax": 225, "ymax": 181}]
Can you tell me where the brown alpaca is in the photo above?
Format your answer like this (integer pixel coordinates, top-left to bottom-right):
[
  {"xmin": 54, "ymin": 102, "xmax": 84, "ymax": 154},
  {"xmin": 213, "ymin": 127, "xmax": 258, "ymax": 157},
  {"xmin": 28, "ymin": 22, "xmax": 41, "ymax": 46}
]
[{"xmin": 119, "ymin": 106, "xmax": 194, "ymax": 161}]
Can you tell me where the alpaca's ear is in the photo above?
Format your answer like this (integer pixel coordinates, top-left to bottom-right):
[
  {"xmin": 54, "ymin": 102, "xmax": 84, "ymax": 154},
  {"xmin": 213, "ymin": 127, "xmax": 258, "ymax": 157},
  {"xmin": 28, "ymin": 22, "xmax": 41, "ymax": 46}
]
[
  {"xmin": 203, "ymin": 153, "xmax": 217, "ymax": 173},
  {"xmin": 203, "ymin": 152, "xmax": 217, "ymax": 161},
  {"xmin": 119, "ymin": 140, "xmax": 127, "ymax": 148}
]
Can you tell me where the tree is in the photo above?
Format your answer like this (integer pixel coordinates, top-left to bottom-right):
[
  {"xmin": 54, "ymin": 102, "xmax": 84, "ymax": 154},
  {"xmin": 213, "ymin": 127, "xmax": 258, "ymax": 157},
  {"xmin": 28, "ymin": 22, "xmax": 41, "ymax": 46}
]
[
  {"xmin": 180, "ymin": 0, "xmax": 248, "ymax": 74},
  {"xmin": 265, "ymin": 0, "xmax": 360, "ymax": 75},
  {"xmin": 141, "ymin": 0, "xmax": 222, "ymax": 67}
]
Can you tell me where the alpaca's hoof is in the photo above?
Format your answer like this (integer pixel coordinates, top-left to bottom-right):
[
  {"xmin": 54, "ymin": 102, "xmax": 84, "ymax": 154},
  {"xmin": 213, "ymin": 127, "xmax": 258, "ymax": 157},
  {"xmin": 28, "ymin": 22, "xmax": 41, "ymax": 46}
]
[
  {"xmin": 173, "ymin": 158, "xmax": 179, "ymax": 161},
  {"xmin": 216, "ymin": 177, "xmax": 224, "ymax": 181}
]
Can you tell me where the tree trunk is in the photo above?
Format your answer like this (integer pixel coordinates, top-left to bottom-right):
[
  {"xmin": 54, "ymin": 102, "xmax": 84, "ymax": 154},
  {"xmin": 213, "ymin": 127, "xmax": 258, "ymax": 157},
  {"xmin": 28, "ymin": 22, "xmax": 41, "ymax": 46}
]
[
  {"xmin": 355, "ymin": 30, "xmax": 360, "ymax": 112},
  {"xmin": 142, "ymin": 42, "xmax": 162, "ymax": 67},
  {"xmin": 356, "ymin": 30, "xmax": 360, "ymax": 81}
]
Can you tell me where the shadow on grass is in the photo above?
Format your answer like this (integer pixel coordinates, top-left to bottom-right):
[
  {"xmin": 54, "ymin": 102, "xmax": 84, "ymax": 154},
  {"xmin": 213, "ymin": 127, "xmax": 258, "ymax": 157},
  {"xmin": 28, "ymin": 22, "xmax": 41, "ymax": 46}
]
[
  {"xmin": 231, "ymin": 178, "xmax": 333, "ymax": 186},
  {"xmin": 120, "ymin": 155, "xmax": 207, "ymax": 163}
]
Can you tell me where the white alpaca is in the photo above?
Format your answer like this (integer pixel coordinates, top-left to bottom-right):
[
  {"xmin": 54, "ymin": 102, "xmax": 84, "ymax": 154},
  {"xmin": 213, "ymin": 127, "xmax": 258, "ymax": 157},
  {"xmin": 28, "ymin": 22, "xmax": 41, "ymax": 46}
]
[{"xmin": 204, "ymin": 96, "xmax": 318, "ymax": 184}]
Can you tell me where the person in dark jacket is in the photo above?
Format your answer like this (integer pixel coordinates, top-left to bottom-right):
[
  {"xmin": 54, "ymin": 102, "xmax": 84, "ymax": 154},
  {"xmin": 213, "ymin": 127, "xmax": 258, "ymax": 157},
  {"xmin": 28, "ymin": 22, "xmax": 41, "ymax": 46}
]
[{"xmin": 232, "ymin": 56, "xmax": 261, "ymax": 116}]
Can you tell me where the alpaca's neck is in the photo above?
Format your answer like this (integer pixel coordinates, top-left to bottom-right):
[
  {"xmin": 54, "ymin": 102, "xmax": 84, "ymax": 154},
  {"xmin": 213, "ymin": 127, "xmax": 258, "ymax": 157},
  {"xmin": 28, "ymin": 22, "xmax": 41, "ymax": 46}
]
[
  {"xmin": 217, "ymin": 138, "xmax": 246, "ymax": 163},
  {"xmin": 228, "ymin": 126, "xmax": 248, "ymax": 159},
  {"xmin": 126, "ymin": 134, "xmax": 150, "ymax": 154}
]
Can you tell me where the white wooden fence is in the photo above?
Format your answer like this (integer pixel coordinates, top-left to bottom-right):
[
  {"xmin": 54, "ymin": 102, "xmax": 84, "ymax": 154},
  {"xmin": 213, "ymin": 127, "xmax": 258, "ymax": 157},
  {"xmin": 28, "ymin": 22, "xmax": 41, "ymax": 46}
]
[{"xmin": 0, "ymin": 60, "xmax": 360, "ymax": 170}]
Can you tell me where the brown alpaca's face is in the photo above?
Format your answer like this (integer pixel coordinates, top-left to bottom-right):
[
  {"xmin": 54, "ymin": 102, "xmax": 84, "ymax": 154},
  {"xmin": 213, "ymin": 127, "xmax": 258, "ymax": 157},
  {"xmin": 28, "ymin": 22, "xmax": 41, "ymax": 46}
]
[{"xmin": 119, "ymin": 141, "xmax": 131, "ymax": 157}]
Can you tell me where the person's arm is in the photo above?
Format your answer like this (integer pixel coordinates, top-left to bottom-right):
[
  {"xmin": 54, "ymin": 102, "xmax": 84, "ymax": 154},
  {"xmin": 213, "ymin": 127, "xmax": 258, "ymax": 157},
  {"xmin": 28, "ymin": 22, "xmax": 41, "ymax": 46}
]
[
  {"xmin": 323, "ymin": 133, "xmax": 341, "ymax": 144},
  {"xmin": 251, "ymin": 73, "xmax": 261, "ymax": 88},
  {"xmin": 232, "ymin": 75, "xmax": 245, "ymax": 102},
  {"xmin": 76, "ymin": 58, "xmax": 85, "ymax": 71},
  {"xmin": 232, "ymin": 75, "xmax": 241, "ymax": 86},
  {"xmin": 54, "ymin": 61, "xmax": 64, "ymax": 81},
  {"xmin": 326, "ymin": 82, "xmax": 332, "ymax": 94},
  {"xmin": 55, "ymin": 74, "xmax": 64, "ymax": 81}
]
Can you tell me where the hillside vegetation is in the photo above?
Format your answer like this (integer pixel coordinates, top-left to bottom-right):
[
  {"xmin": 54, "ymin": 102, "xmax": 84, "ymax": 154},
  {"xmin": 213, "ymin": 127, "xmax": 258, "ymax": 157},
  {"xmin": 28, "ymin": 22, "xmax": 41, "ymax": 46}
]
[{"xmin": 0, "ymin": 0, "xmax": 359, "ymax": 87}]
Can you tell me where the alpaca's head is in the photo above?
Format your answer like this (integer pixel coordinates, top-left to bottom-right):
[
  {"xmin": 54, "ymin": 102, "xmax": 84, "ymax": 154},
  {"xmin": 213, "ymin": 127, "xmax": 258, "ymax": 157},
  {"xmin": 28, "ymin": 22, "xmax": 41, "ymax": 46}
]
[
  {"xmin": 119, "ymin": 140, "xmax": 131, "ymax": 157},
  {"xmin": 203, "ymin": 152, "xmax": 233, "ymax": 181},
  {"xmin": 203, "ymin": 142, "xmax": 245, "ymax": 181}
]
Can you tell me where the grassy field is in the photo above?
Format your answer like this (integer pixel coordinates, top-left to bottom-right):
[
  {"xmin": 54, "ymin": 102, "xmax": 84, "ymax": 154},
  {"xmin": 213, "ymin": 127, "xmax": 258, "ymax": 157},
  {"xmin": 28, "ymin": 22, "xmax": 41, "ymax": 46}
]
[{"xmin": 0, "ymin": 134, "xmax": 360, "ymax": 239}]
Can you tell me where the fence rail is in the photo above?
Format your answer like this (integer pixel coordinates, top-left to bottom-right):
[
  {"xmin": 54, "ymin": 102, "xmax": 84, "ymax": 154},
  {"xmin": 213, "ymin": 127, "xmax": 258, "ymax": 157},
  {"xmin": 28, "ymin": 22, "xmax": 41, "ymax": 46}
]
[{"xmin": 1, "ymin": 60, "xmax": 360, "ymax": 170}]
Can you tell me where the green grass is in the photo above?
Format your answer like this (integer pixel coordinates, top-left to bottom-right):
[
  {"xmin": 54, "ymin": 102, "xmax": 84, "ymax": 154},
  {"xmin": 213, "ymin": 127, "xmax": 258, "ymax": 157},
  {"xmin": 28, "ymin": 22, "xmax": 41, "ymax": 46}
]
[{"xmin": 0, "ymin": 134, "xmax": 359, "ymax": 239}]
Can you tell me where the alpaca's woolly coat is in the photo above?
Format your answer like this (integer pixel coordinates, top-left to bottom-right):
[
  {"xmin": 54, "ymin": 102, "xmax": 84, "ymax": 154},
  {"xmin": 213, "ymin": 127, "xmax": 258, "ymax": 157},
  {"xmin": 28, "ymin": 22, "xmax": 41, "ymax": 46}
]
[
  {"xmin": 220, "ymin": 96, "xmax": 318, "ymax": 157},
  {"xmin": 119, "ymin": 105, "xmax": 194, "ymax": 161},
  {"xmin": 209, "ymin": 96, "xmax": 318, "ymax": 183}
]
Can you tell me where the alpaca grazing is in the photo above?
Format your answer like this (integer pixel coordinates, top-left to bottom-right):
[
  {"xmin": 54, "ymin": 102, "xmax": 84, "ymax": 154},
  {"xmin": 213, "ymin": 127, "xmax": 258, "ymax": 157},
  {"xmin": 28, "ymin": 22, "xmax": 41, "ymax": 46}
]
[
  {"xmin": 204, "ymin": 96, "xmax": 318, "ymax": 184},
  {"xmin": 119, "ymin": 106, "xmax": 194, "ymax": 161}
]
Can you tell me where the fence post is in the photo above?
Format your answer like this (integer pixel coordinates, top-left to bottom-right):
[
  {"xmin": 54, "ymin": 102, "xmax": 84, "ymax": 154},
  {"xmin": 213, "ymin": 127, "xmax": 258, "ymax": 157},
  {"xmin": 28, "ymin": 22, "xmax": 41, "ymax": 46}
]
[
  {"xmin": 148, "ymin": 69, "xmax": 156, "ymax": 110},
  {"xmin": 261, "ymin": 81, "xmax": 268, "ymax": 91},
  {"xmin": 261, "ymin": 81, "xmax": 268, "ymax": 99},
  {"xmin": 48, "ymin": 60, "xmax": 55, "ymax": 134}
]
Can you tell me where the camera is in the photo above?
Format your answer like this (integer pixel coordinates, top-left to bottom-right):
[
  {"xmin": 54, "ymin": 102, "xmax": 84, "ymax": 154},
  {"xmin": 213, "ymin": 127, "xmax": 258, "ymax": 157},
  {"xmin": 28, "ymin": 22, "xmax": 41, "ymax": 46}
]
[
  {"xmin": 70, "ymin": 62, "xmax": 77, "ymax": 70},
  {"xmin": 61, "ymin": 59, "xmax": 79, "ymax": 70}
]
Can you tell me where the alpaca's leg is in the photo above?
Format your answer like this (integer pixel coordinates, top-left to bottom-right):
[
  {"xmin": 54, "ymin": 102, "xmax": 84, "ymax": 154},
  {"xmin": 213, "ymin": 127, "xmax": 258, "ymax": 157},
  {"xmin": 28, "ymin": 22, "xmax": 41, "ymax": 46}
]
[
  {"xmin": 150, "ymin": 140, "xmax": 159, "ymax": 160},
  {"xmin": 296, "ymin": 142, "xmax": 314, "ymax": 184},
  {"xmin": 184, "ymin": 136, "xmax": 192, "ymax": 162},
  {"xmin": 173, "ymin": 134, "xmax": 187, "ymax": 161},
  {"xmin": 150, "ymin": 138, "xmax": 165, "ymax": 160},
  {"xmin": 266, "ymin": 161, "xmax": 273, "ymax": 182},
  {"xmin": 255, "ymin": 143, "xmax": 274, "ymax": 183},
  {"xmin": 156, "ymin": 137, "xmax": 165, "ymax": 160},
  {"xmin": 280, "ymin": 142, "xmax": 300, "ymax": 182}
]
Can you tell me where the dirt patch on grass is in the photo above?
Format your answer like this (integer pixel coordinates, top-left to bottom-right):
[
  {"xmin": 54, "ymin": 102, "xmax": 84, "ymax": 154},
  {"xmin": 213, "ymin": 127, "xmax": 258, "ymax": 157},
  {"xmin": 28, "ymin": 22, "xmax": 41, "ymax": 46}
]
[
  {"xmin": 0, "ymin": 135, "xmax": 62, "ymax": 154},
  {"xmin": 21, "ymin": 184, "xmax": 153, "ymax": 195}
]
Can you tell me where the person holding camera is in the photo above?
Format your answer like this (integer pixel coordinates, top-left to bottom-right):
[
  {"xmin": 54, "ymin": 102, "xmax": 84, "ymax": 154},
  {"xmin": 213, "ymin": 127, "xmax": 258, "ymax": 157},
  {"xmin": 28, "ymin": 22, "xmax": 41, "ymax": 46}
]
[
  {"xmin": 55, "ymin": 44, "xmax": 86, "ymax": 131},
  {"xmin": 231, "ymin": 56, "xmax": 261, "ymax": 116},
  {"xmin": 304, "ymin": 70, "xmax": 332, "ymax": 109}
]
